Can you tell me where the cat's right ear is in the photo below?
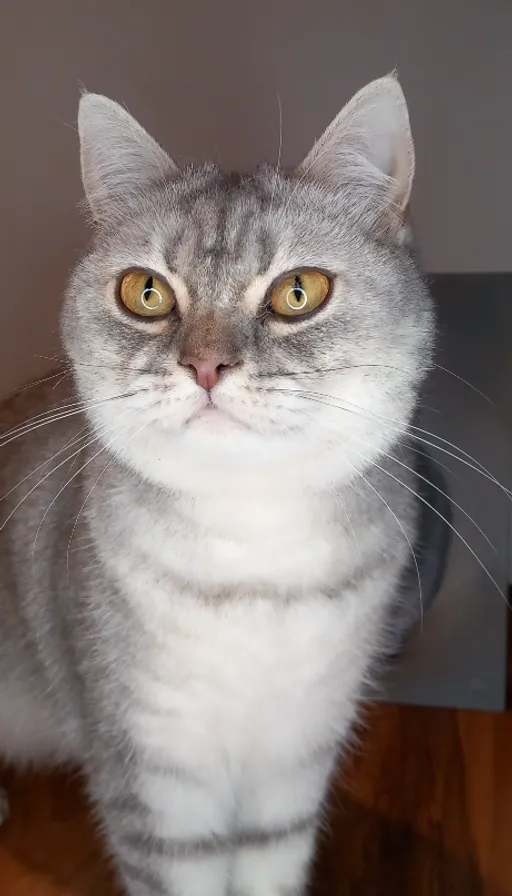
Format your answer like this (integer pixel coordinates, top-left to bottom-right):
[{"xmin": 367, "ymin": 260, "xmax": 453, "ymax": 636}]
[{"xmin": 78, "ymin": 93, "xmax": 177, "ymax": 224}]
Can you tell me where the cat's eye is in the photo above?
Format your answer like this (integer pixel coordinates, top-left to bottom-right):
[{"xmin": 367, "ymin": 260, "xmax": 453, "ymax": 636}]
[
  {"xmin": 269, "ymin": 271, "xmax": 331, "ymax": 318},
  {"xmin": 119, "ymin": 271, "xmax": 176, "ymax": 317}
]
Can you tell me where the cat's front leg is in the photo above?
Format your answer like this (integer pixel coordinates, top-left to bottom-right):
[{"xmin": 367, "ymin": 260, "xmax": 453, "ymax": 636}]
[
  {"xmin": 230, "ymin": 752, "xmax": 335, "ymax": 896},
  {"xmin": 231, "ymin": 824, "xmax": 317, "ymax": 896},
  {"xmin": 89, "ymin": 759, "xmax": 233, "ymax": 896}
]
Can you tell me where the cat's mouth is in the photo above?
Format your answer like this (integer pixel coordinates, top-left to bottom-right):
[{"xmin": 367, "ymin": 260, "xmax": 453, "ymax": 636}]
[{"xmin": 186, "ymin": 399, "xmax": 252, "ymax": 432}]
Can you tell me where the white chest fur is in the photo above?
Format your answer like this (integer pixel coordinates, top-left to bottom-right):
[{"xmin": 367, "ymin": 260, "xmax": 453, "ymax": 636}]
[
  {"xmin": 126, "ymin": 592, "xmax": 375, "ymax": 776},
  {"xmin": 98, "ymin": 477, "xmax": 387, "ymax": 774},
  {"xmin": 110, "ymin": 478, "xmax": 359, "ymax": 594},
  {"xmin": 95, "ymin": 477, "xmax": 391, "ymax": 850}
]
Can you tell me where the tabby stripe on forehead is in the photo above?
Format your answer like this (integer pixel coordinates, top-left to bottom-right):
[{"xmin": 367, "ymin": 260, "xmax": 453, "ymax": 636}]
[{"xmin": 119, "ymin": 814, "xmax": 316, "ymax": 860}]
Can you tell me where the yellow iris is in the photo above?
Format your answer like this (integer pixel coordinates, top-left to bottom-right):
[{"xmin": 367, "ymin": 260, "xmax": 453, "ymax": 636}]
[
  {"xmin": 119, "ymin": 271, "xmax": 175, "ymax": 317},
  {"xmin": 270, "ymin": 271, "xmax": 330, "ymax": 317}
]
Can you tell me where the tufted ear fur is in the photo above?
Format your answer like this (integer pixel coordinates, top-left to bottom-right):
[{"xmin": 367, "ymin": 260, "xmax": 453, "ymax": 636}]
[
  {"xmin": 298, "ymin": 74, "xmax": 414, "ymax": 240},
  {"xmin": 78, "ymin": 93, "xmax": 177, "ymax": 223}
]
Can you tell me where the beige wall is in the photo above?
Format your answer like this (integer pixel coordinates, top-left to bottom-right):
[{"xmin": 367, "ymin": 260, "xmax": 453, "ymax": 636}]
[{"xmin": 0, "ymin": 0, "xmax": 510, "ymax": 396}]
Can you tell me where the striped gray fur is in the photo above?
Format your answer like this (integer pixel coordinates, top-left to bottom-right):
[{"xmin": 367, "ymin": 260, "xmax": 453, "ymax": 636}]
[
  {"xmin": 119, "ymin": 816, "xmax": 316, "ymax": 861},
  {"xmin": 0, "ymin": 76, "xmax": 434, "ymax": 895}
]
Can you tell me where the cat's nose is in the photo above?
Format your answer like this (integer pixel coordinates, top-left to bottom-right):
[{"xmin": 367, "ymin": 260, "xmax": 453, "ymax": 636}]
[{"xmin": 179, "ymin": 354, "xmax": 239, "ymax": 390}]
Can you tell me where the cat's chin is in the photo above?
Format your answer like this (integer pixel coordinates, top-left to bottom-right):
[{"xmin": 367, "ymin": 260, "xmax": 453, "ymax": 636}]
[{"xmin": 186, "ymin": 404, "xmax": 252, "ymax": 434}]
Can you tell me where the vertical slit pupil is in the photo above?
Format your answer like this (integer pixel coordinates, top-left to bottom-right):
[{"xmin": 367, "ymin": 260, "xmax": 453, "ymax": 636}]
[
  {"xmin": 293, "ymin": 275, "xmax": 303, "ymax": 303},
  {"xmin": 144, "ymin": 276, "xmax": 154, "ymax": 307}
]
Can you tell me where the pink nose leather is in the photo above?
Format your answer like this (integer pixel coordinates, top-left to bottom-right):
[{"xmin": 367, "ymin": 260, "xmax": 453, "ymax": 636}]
[{"xmin": 181, "ymin": 355, "xmax": 236, "ymax": 390}]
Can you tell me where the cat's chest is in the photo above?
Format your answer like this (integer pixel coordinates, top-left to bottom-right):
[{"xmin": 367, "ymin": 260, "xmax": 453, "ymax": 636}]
[
  {"xmin": 112, "ymin": 483, "xmax": 352, "ymax": 593},
  {"xmin": 100, "ymin": 483, "xmax": 381, "ymax": 770},
  {"xmin": 125, "ymin": 594, "xmax": 367, "ymax": 771}
]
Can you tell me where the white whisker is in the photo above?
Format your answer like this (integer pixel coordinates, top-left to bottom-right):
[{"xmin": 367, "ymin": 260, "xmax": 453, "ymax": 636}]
[
  {"xmin": 343, "ymin": 455, "xmax": 424, "ymax": 632},
  {"xmin": 0, "ymin": 423, "xmax": 92, "ymax": 503},
  {"xmin": 0, "ymin": 405, "xmax": 137, "ymax": 531},
  {"xmin": 351, "ymin": 445, "xmax": 507, "ymax": 604},
  {"xmin": 0, "ymin": 389, "xmax": 141, "ymax": 450},
  {"xmin": 283, "ymin": 388, "xmax": 511, "ymax": 499},
  {"xmin": 433, "ymin": 362, "xmax": 496, "ymax": 408},
  {"xmin": 66, "ymin": 419, "xmax": 153, "ymax": 579},
  {"xmin": 31, "ymin": 410, "xmax": 144, "ymax": 563},
  {"xmin": 34, "ymin": 353, "xmax": 153, "ymax": 376},
  {"xmin": 357, "ymin": 436, "xmax": 497, "ymax": 556},
  {"xmin": 285, "ymin": 392, "xmax": 505, "ymax": 607},
  {"xmin": 265, "ymin": 93, "xmax": 283, "ymax": 236},
  {"xmin": 1, "ymin": 433, "xmax": 102, "ymax": 532},
  {"xmin": 52, "ymin": 372, "xmax": 70, "ymax": 391},
  {"xmin": 297, "ymin": 361, "xmax": 497, "ymax": 411},
  {"xmin": 333, "ymin": 486, "xmax": 362, "ymax": 569},
  {"xmin": 16, "ymin": 370, "xmax": 71, "ymax": 393},
  {"xmin": 1, "ymin": 399, "xmax": 86, "ymax": 440}
]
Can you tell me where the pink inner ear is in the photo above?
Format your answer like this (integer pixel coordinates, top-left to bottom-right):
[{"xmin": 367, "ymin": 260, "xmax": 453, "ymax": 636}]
[
  {"xmin": 296, "ymin": 76, "xmax": 414, "ymax": 216},
  {"xmin": 387, "ymin": 128, "xmax": 415, "ymax": 214}
]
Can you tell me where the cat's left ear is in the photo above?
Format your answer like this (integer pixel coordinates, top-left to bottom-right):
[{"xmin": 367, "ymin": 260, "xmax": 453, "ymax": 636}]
[
  {"xmin": 78, "ymin": 93, "xmax": 177, "ymax": 224},
  {"xmin": 297, "ymin": 74, "xmax": 414, "ymax": 238}
]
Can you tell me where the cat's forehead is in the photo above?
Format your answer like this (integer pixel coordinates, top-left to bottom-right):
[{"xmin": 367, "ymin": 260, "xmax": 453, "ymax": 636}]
[
  {"xmin": 145, "ymin": 171, "xmax": 280, "ymax": 304},
  {"xmin": 170, "ymin": 171, "xmax": 275, "ymax": 269},
  {"xmin": 148, "ymin": 166, "xmax": 342, "ymax": 305}
]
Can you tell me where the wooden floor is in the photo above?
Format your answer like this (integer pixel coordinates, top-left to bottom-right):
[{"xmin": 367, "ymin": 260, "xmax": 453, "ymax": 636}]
[{"xmin": 1, "ymin": 703, "xmax": 512, "ymax": 895}]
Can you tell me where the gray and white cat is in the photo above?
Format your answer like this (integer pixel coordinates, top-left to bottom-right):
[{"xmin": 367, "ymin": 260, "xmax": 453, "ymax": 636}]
[{"xmin": 0, "ymin": 75, "xmax": 433, "ymax": 895}]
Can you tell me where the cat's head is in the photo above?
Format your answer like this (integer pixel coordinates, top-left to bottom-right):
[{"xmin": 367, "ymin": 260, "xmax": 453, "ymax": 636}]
[{"xmin": 63, "ymin": 75, "xmax": 434, "ymax": 492}]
